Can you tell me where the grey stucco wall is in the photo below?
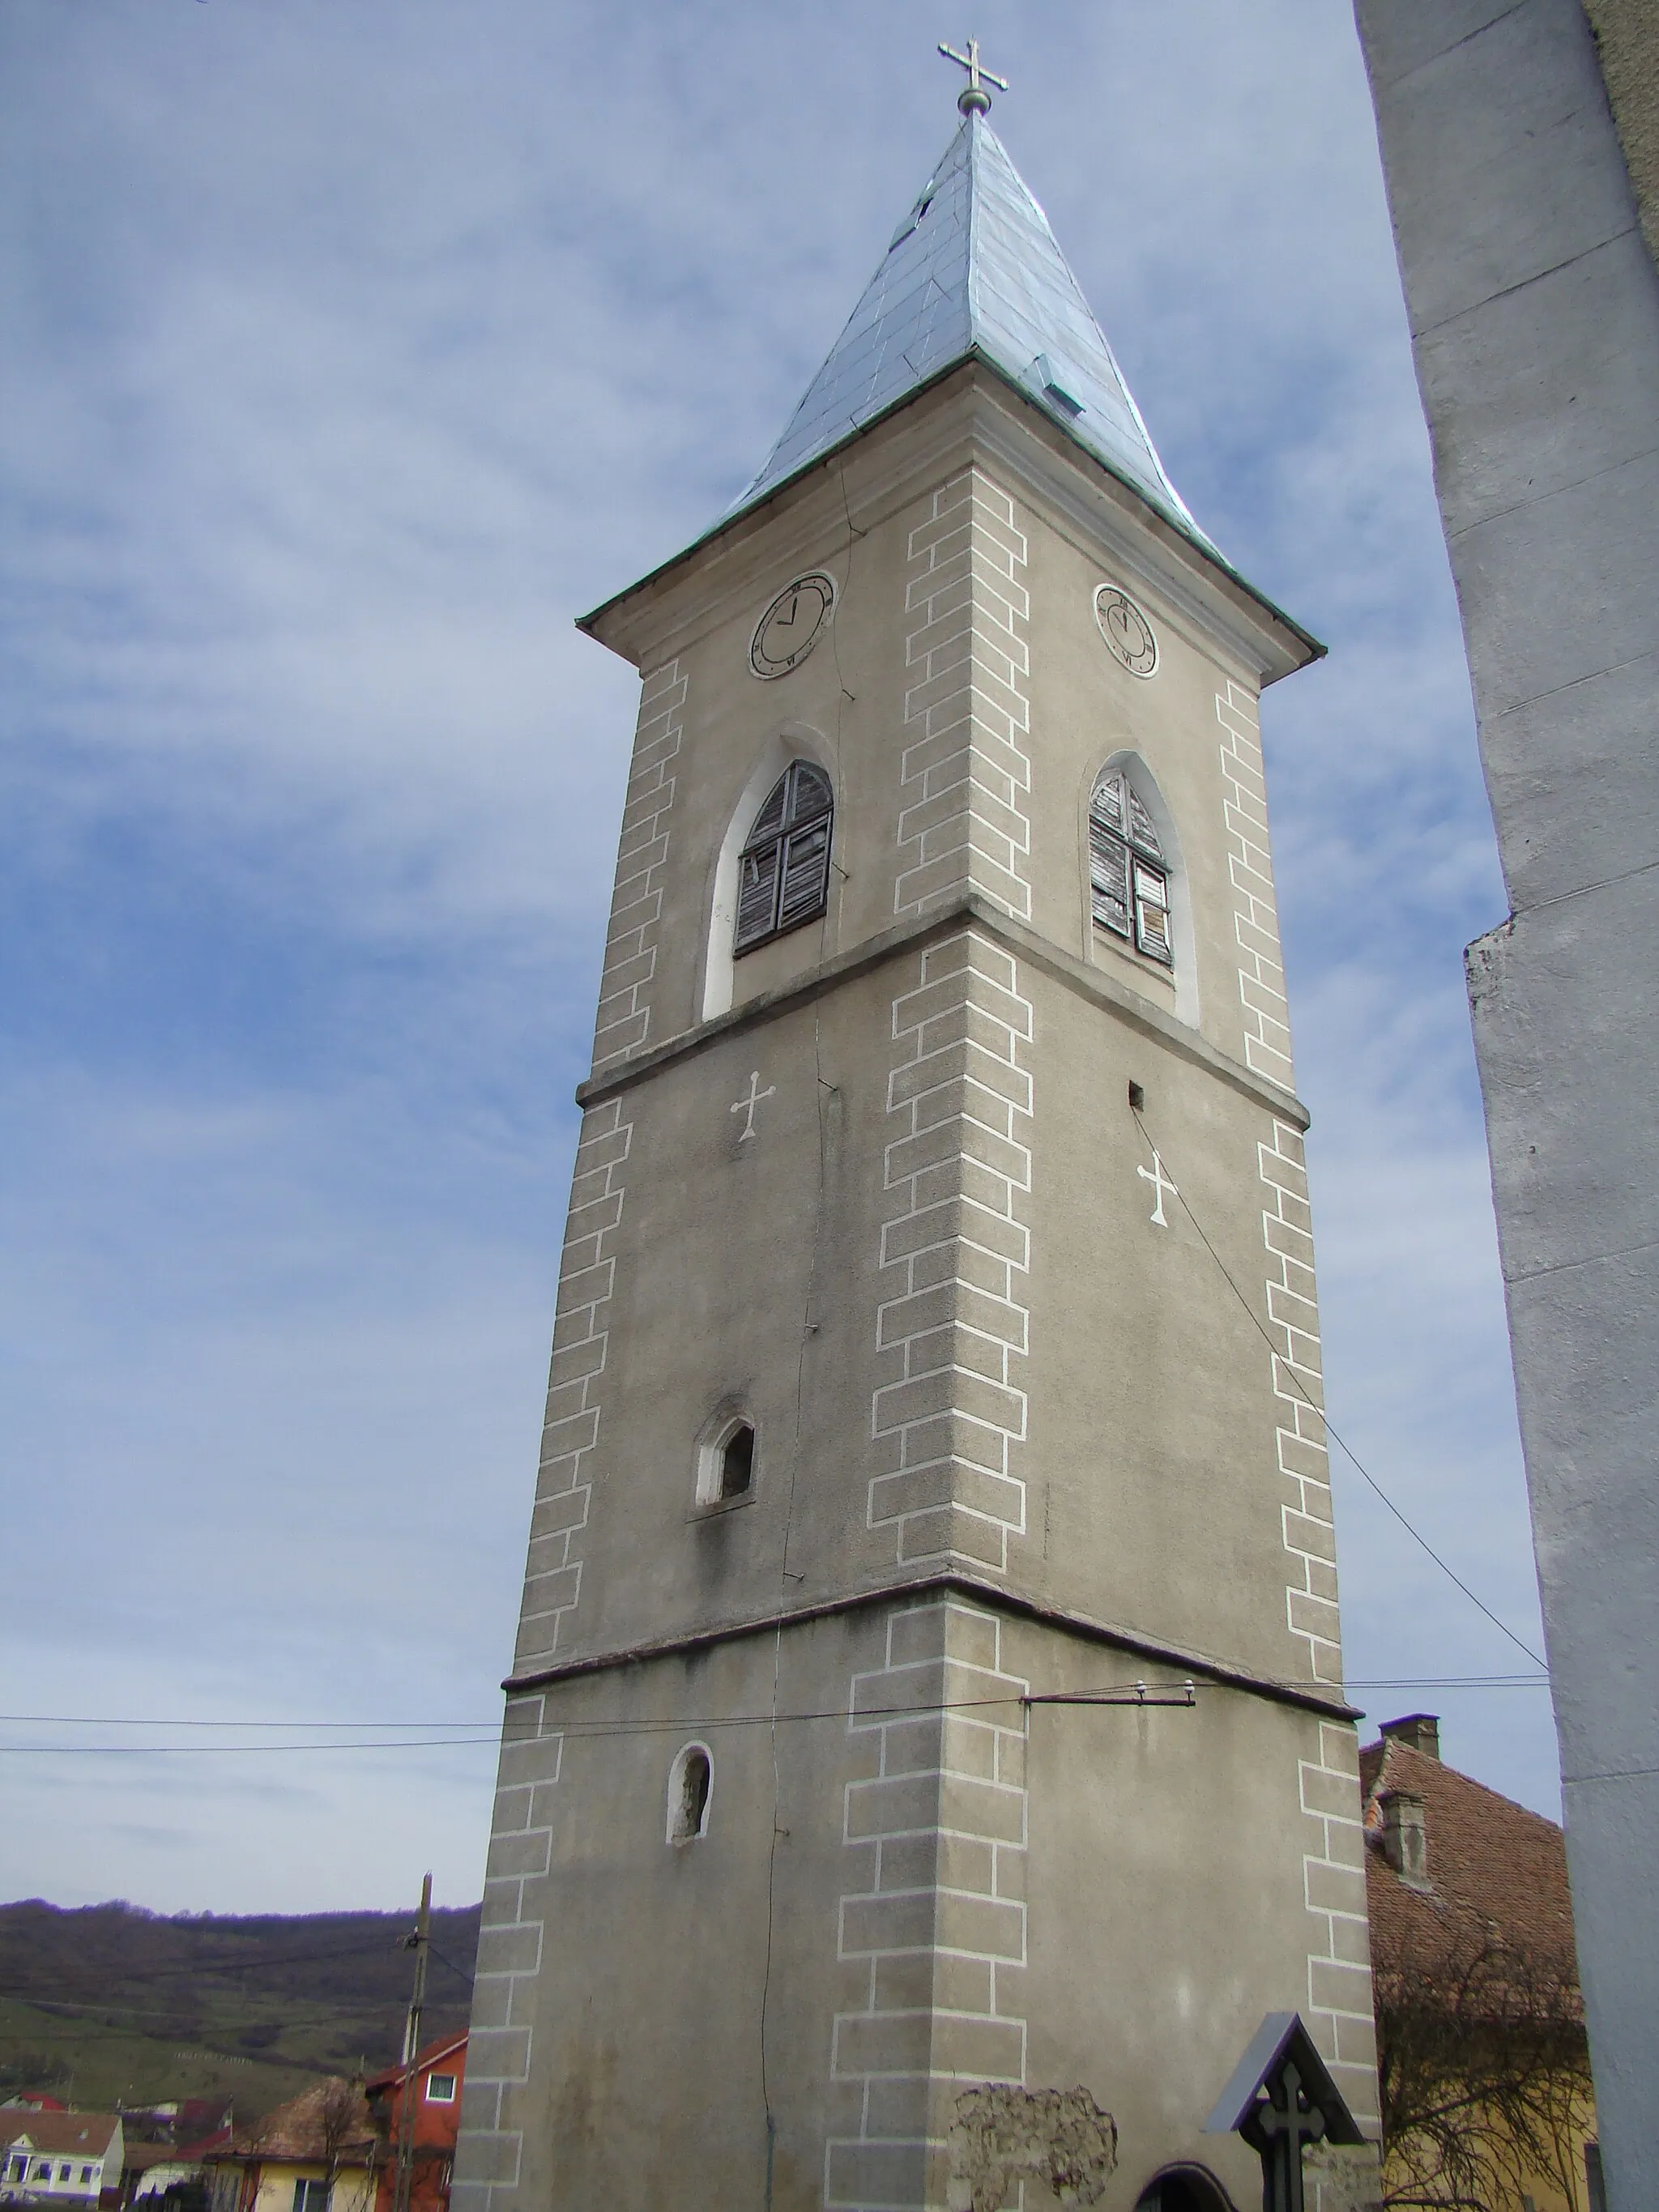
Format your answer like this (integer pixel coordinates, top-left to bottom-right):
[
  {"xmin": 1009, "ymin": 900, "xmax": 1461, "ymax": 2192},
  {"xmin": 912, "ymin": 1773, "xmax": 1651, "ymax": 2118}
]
[{"xmin": 1354, "ymin": 5, "xmax": 1659, "ymax": 2201}]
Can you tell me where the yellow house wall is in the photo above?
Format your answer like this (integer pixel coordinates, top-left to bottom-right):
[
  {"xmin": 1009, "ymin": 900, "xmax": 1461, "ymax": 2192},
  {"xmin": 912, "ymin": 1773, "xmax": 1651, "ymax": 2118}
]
[{"xmin": 248, "ymin": 2163, "xmax": 375, "ymax": 2212}]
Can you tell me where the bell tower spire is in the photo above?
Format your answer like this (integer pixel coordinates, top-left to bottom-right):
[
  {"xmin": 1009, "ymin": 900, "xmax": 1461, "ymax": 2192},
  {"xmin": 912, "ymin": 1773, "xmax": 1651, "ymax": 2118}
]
[{"xmin": 455, "ymin": 81, "xmax": 1378, "ymax": 2212}]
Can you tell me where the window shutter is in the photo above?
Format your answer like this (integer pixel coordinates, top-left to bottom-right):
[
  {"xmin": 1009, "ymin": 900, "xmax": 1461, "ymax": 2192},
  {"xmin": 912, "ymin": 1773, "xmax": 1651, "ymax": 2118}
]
[
  {"xmin": 1126, "ymin": 783, "xmax": 1162, "ymax": 858},
  {"xmin": 748, "ymin": 774, "xmax": 790, "ymax": 843},
  {"xmin": 734, "ymin": 760, "xmax": 833, "ymax": 956},
  {"xmin": 1133, "ymin": 859, "xmax": 1172, "ymax": 963},
  {"xmin": 787, "ymin": 761, "xmax": 834, "ymax": 827},
  {"xmin": 1089, "ymin": 772, "xmax": 1131, "ymax": 937},
  {"xmin": 735, "ymin": 844, "xmax": 781, "ymax": 952},
  {"xmin": 777, "ymin": 816, "xmax": 831, "ymax": 930},
  {"xmin": 1090, "ymin": 818, "xmax": 1131, "ymax": 937},
  {"xmin": 1091, "ymin": 771, "xmax": 1127, "ymax": 837}
]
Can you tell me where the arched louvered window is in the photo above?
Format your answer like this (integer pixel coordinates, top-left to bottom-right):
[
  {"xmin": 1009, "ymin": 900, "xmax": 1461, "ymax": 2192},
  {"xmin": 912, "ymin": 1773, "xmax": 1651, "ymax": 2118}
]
[
  {"xmin": 1090, "ymin": 767, "xmax": 1171, "ymax": 965},
  {"xmin": 734, "ymin": 761, "xmax": 834, "ymax": 956}
]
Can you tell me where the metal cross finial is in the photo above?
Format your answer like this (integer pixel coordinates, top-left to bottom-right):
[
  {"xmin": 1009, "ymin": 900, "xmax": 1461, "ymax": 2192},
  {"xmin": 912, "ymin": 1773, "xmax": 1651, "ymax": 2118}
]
[{"xmin": 938, "ymin": 36, "xmax": 1008, "ymax": 117}]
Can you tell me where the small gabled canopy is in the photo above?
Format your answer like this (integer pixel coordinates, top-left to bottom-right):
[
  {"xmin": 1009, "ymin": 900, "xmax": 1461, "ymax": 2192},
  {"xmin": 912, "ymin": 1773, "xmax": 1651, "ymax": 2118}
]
[
  {"xmin": 1203, "ymin": 2011, "xmax": 1366, "ymax": 2147},
  {"xmin": 727, "ymin": 110, "xmax": 1207, "ymax": 553}
]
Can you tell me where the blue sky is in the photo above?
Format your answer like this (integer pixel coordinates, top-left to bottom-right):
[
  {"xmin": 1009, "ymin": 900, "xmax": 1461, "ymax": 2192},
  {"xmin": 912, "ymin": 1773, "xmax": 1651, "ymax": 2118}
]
[{"xmin": 1, "ymin": 1, "xmax": 1554, "ymax": 1916}]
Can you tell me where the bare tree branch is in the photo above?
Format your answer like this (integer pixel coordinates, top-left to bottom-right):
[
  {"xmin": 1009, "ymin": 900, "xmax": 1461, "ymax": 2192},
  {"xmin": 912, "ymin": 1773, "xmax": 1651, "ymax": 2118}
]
[{"xmin": 1375, "ymin": 1923, "xmax": 1593, "ymax": 2210}]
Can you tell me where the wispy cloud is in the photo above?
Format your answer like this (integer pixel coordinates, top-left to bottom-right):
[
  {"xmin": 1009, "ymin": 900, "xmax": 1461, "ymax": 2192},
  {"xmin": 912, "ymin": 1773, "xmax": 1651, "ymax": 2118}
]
[{"xmin": 0, "ymin": 0, "xmax": 1552, "ymax": 1912}]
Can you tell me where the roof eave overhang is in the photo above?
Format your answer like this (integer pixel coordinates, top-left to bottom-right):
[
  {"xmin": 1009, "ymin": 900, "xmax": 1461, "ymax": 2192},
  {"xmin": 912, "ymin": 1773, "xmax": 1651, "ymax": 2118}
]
[{"xmin": 578, "ymin": 348, "xmax": 1324, "ymax": 684}]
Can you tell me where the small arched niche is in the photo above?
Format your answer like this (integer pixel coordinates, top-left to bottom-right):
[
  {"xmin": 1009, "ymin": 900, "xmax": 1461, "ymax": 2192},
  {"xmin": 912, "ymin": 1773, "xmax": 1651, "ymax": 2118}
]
[
  {"xmin": 702, "ymin": 729, "xmax": 835, "ymax": 1021},
  {"xmin": 1085, "ymin": 750, "xmax": 1199, "ymax": 1029},
  {"xmin": 694, "ymin": 1404, "xmax": 757, "ymax": 1509},
  {"xmin": 666, "ymin": 1742, "xmax": 713, "ymax": 1845}
]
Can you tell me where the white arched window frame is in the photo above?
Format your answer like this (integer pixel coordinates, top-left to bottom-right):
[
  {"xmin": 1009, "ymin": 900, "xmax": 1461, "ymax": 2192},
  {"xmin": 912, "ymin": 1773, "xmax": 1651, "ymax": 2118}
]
[
  {"xmin": 702, "ymin": 733, "xmax": 835, "ymax": 1021},
  {"xmin": 1090, "ymin": 765, "xmax": 1172, "ymax": 965},
  {"xmin": 693, "ymin": 1404, "xmax": 757, "ymax": 1509}
]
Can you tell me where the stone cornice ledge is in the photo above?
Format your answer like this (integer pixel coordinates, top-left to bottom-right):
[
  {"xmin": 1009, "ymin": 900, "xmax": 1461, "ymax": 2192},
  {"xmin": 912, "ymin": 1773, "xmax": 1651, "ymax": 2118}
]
[
  {"xmin": 502, "ymin": 1566, "xmax": 1358, "ymax": 1722},
  {"xmin": 576, "ymin": 892, "xmax": 1311, "ymax": 1132}
]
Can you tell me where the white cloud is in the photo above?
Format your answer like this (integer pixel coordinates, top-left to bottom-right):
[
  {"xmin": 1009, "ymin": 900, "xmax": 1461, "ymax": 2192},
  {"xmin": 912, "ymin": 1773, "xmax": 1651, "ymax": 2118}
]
[{"xmin": 0, "ymin": 0, "xmax": 1556, "ymax": 1912}]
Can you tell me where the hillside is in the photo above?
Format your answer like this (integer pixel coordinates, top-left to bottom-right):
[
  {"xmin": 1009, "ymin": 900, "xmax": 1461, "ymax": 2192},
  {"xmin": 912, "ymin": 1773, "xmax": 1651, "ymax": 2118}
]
[{"xmin": 0, "ymin": 1899, "xmax": 479, "ymax": 2120}]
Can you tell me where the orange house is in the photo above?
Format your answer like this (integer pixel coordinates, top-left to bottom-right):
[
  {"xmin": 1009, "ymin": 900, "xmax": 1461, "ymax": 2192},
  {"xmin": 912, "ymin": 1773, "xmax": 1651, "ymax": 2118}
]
[{"xmin": 363, "ymin": 2036, "xmax": 465, "ymax": 2212}]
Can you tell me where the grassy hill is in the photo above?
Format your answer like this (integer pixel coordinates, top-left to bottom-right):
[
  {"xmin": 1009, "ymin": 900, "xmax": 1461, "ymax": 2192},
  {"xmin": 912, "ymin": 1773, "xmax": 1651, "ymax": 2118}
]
[{"xmin": 0, "ymin": 1899, "xmax": 479, "ymax": 2121}]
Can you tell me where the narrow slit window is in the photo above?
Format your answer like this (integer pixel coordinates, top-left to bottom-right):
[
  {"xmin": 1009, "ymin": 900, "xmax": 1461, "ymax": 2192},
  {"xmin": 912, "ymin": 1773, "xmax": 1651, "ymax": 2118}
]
[
  {"xmin": 719, "ymin": 1424, "xmax": 754, "ymax": 1499},
  {"xmin": 1090, "ymin": 768, "xmax": 1172, "ymax": 966},
  {"xmin": 668, "ymin": 1745, "xmax": 713, "ymax": 1843},
  {"xmin": 734, "ymin": 761, "xmax": 834, "ymax": 956}
]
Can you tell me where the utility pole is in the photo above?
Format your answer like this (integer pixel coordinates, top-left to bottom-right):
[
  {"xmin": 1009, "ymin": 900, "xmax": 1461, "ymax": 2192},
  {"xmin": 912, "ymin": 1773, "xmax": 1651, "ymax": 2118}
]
[{"xmin": 391, "ymin": 1873, "xmax": 431, "ymax": 2212}]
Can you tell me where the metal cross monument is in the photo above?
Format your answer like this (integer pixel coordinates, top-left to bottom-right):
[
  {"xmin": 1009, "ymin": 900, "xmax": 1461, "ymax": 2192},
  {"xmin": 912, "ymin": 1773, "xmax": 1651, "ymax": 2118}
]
[
  {"xmin": 1205, "ymin": 2012, "xmax": 1366, "ymax": 2212},
  {"xmin": 938, "ymin": 36, "xmax": 1008, "ymax": 117}
]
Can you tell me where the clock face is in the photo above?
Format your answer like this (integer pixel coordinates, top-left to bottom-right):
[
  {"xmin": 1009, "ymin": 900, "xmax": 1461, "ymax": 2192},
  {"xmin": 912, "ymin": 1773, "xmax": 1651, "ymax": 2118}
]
[
  {"xmin": 750, "ymin": 573, "xmax": 835, "ymax": 680},
  {"xmin": 1094, "ymin": 584, "xmax": 1158, "ymax": 678}
]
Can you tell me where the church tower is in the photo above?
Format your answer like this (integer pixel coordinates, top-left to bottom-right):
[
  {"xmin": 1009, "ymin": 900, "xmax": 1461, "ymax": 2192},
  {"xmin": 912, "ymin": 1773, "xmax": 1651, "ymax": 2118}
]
[{"xmin": 455, "ymin": 65, "xmax": 1376, "ymax": 2212}]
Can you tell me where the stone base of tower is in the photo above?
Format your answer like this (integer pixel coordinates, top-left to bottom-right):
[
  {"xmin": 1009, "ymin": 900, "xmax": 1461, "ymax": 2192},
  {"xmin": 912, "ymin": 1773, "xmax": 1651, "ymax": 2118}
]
[{"xmin": 454, "ymin": 1588, "xmax": 1375, "ymax": 2212}]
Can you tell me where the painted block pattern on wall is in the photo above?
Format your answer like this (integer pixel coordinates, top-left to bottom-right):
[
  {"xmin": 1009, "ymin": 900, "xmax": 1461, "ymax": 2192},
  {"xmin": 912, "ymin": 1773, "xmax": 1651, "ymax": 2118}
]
[
  {"xmin": 1216, "ymin": 680, "xmax": 1294, "ymax": 1090},
  {"xmin": 1258, "ymin": 1119, "xmax": 1342, "ymax": 1690},
  {"xmin": 896, "ymin": 471, "xmax": 1031, "ymax": 921},
  {"xmin": 871, "ymin": 929, "xmax": 1034, "ymax": 1574},
  {"xmin": 1213, "ymin": 683, "xmax": 1374, "ymax": 2120},
  {"xmin": 827, "ymin": 1600, "xmax": 1030, "ymax": 2212},
  {"xmin": 512, "ymin": 1096, "xmax": 633, "ymax": 1673},
  {"xmin": 452, "ymin": 1694, "xmax": 564, "ymax": 2212},
  {"xmin": 591, "ymin": 658, "xmax": 684, "ymax": 1074},
  {"xmin": 1299, "ymin": 1720, "xmax": 1380, "ymax": 2131}
]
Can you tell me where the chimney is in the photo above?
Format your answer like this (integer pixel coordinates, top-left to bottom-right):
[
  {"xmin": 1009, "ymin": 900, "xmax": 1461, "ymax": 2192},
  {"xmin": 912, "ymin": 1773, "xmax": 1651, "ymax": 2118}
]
[
  {"xmin": 1380, "ymin": 1712, "xmax": 1440, "ymax": 1759},
  {"xmin": 1379, "ymin": 1789, "xmax": 1430, "ymax": 1889}
]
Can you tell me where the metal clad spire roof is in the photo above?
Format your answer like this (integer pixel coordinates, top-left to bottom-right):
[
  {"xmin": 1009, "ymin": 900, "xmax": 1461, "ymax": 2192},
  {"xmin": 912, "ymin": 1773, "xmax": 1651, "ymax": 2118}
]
[{"xmin": 727, "ymin": 114, "xmax": 1211, "ymax": 551}]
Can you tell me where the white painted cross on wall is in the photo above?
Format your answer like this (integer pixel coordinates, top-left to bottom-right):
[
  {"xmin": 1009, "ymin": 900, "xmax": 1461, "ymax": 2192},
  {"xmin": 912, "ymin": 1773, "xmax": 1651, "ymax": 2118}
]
[
  {"xmin": 730, "ymin": 1070, "xmax": 776, "ymax": 1143},
  {"xmin": 1137, "ymin": 1149, "xmax": 1178, "ymax": 1228}
]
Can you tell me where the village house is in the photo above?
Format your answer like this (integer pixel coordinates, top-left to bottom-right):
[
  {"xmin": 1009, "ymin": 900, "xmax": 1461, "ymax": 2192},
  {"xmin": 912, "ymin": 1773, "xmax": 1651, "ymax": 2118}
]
[
  {"xmin": 364, "ymin": 2035, "xmax": 465, "ymax": 2212},
  {"xmin": 119, "ymin": 2095, "xmax": 236, "ymax": 2211},
  {"xmin": 203, "ymin": 2083, "xmax": 375, "ymax": 2212},
  {"xmin": 1363, "ymin": 1715, "xmax": 1601, "ymax": 2211},
  {"xmin": 0, "ymin": 2114, "xmax": 123, "ymax": 2208}
]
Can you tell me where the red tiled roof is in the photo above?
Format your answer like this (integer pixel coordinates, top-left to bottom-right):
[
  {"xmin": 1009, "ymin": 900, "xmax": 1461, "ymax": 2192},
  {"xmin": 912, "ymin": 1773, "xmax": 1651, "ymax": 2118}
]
[
  {"xmin": 215, "ymin": 2082, "xmax": 377, "ymax": 2167},
  {"xmin": 0, "ymin": 2115, "xmax": 121, "ymax": 2159},
  {"xmin": 364, "ymin": 2033, "xmax": 466, "ymax": 2100},
  {"xmin": 1361, "ymin": 1735, "xmax": 1580, "ymax": 1988},
  {"xmin": 123, "ymin": 2146, "xmax": 188, "ymax": 2176}
]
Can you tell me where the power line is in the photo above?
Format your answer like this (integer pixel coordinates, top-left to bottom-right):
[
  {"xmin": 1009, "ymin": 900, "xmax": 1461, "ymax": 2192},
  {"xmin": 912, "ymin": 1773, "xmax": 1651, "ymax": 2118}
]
[
  {"xmin": 0, "ymin": 1674, "xmax": 1553, "ymax": 1758},
  {"xmin": 1130, "ymin": 1103, "xmax": 1546, "ymax": 1672},
  {"xmin": 0, "ymin": 1673, "xmax": 1546, "ymax": 1732}
]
